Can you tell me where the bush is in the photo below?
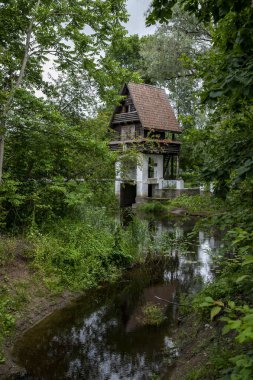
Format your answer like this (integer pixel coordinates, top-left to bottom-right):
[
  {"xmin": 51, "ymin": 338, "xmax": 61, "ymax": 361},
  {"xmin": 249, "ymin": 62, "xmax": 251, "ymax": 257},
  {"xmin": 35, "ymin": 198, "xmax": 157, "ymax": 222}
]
[
  {"xmin": 167, "ymin": 194, "xmax": 225, "ymax": 213},
  {"xmin": 142, "ymin": 303, "xmax": 166, "ymax": 326},
  {"xmin": 137, "ymin": 201, "xmax": 167, "ymax": 214}
]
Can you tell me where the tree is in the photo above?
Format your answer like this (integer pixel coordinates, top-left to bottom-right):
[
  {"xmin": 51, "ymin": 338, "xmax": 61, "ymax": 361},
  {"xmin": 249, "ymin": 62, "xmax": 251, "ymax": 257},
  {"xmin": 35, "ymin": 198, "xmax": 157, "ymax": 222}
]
[
  {"xmin": 0, "ymin": 0, "xmax": 128, "ymax": 179},
  {"xmin": 1, "ymin": 88, "xmax": 116, "ymax": 226},
  {"xmin": 106, "ymin": 34, "xmax": 143, "ymax": 72},
  {"xmin": 147, "ymin": 0, "xmax": 253, "ymax": 196}
]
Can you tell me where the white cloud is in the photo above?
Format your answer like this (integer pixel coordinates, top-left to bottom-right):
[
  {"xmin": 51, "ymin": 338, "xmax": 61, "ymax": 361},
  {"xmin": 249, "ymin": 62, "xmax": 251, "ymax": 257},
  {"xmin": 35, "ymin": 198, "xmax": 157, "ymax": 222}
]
[{"xmin": 125, "ymin": 0, "xmax": 156, "ymax": 36}]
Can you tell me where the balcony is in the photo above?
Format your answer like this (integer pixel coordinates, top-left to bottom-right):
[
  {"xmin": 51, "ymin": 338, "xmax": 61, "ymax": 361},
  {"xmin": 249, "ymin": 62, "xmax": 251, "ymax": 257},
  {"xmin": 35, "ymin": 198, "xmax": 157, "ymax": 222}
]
[
  {"xmin": 109, "ymin": 138, "xmax": 181, "ymax": 154},
  {"xmin": 111, "ymin": 111, "xmax": 139, "ymax": 125}
]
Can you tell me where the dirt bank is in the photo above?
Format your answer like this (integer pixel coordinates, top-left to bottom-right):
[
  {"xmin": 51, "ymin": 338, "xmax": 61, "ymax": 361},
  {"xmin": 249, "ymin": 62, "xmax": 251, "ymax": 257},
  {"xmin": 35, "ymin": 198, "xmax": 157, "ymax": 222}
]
[{"xmin": 0, "ymin": 250, "xmax": 81, "ymax": 379}]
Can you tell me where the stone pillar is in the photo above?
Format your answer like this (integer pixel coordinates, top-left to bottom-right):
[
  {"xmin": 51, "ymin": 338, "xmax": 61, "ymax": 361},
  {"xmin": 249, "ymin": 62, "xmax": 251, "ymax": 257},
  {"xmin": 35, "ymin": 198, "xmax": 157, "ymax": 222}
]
[
  {"xmin": 115, "ymin": 161, "xmax": 121, "ymax": 199},
  {"xmin": 176, "ymin": 179, "xmax": 184, "ymax": 190},
  {"xmin": 156, "ymin": 155, "xmax": 164, "ymax": 180},
  {"xmin": 136, "ymin": 154, "xmax": 148, "ymax": 198}
]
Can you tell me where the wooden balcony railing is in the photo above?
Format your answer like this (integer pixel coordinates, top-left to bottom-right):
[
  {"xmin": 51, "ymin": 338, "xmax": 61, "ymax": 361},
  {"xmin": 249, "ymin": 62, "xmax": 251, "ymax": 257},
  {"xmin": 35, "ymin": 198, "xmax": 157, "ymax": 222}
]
[
  {"xmin": 109, "ymin": 139, "xmax": 181, "ymax": 154},
  {"xmin": 111, "ymin": 111, "xmax": 139, "ymax": 124}
]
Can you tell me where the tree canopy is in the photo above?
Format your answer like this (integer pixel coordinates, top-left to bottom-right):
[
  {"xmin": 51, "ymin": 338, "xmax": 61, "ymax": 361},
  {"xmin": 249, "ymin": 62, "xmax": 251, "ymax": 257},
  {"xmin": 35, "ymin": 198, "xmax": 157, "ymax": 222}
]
[
  {"xmin": 0, "ymin": 0, "xmax": 138, "ymax": 227},
  {"xmin": 147, "ymin": 0, "xmax": 253, "ymax": 196}
]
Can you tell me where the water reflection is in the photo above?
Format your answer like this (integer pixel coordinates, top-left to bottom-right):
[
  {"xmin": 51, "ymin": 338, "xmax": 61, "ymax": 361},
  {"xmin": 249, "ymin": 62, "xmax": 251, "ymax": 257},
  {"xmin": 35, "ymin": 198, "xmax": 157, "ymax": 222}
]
[{"xmin": 12, "ymin": 216, "xmax": 219, "ymax": 380}]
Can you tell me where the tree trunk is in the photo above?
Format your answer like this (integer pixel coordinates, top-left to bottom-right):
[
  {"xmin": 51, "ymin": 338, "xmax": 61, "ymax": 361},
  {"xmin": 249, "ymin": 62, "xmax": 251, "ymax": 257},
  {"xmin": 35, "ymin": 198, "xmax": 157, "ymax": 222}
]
[
  {"xmin": 0, "ymin": 0, "xmax": 41, "ymax": 181},
  {"xmin": 0, "ymin": 136, "xmax": 4, "ymax": 181}
]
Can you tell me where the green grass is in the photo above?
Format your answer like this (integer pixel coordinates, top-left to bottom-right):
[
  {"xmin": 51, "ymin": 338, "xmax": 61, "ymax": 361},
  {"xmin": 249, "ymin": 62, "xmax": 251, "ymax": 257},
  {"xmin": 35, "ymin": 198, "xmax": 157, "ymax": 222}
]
[
  {"xmin": 142, "ymin": 303, "xmax": 166, "ymax": 326},
  {"xmin": 137, "ymin": 195, "xmax": 225, "ymax": 217},
  {"xmin": 137, "ymin": 201, "xmax": 168, "ymax": 214},
  {"xmin": 0, "ymin": 237, "xmax": 17, "ymax": 266},
  {"xmin": 0, "ymin": 286, "xmax": 18, "ymax": 363},
  {"xmin": 167, "ymin": 194, "xmax": 225, "ymax": 214}
]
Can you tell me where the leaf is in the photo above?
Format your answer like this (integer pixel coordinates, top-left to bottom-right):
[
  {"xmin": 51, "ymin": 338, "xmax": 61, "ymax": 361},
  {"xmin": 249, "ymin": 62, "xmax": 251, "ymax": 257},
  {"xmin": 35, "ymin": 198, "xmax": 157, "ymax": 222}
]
[
  {"xmin": 229, "ymin": 320, "xmax": 242, "ymax": 330},
  {"xmin": 205, "ymin": 296, "xmax": 214, "ymax": 303},
  {"xmin": 222, "ymin": 324, "xmax": 231, "ymax": 335},
  {"xmin": 211, "ymin": 306, "xmax": 221, "ymax": 321},
  {"xmin": 199, "ymin": 296, "xmax": 215, "ymax": 308},
  {"xmin": 214, "ymin": 300, "xmax": 224, "ymax": 307},
  {"xmin": 236, "ymin": 327, "xmax": 253, "ymax": 344},
  {"xmin": 242, "ymin": 256, "xmax": 253, "ymax": 266},
  {"xmin": 236, "ymin": 275, "xmax": 250, "ymax": 283},
  {"xmin": 228, "ymin": 301, "xmax": 236, "ymax": 309}
]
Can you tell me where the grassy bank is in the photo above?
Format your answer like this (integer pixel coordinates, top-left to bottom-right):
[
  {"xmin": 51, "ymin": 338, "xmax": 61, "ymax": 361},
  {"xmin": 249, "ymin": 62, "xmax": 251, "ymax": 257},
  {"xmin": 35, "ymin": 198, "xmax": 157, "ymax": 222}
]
[
  {"xmin": 0, "ymin": 208, "xmax": 120, "ymax": 363},
  {"xmin": 137, "ymin": 194, "xmax": 225, "ymax": 216},
  {"xmin": 0, "ymin": 206, "xmax": 172, "ymax": 366}
]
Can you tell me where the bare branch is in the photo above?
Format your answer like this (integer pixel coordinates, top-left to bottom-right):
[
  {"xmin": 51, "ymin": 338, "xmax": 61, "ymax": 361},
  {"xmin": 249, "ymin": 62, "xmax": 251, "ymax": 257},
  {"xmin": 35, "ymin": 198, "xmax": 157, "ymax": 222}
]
[{"xmin": 16, "ymin": 0, "xmax": 41, "ymax": 89}]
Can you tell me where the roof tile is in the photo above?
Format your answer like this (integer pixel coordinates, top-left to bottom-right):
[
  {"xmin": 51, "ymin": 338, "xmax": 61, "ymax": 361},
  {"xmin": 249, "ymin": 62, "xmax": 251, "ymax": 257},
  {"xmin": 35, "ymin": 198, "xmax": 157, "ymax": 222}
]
[{"xmin": 127, "ymin": 83, "xmax": 181, "ymax": 133}]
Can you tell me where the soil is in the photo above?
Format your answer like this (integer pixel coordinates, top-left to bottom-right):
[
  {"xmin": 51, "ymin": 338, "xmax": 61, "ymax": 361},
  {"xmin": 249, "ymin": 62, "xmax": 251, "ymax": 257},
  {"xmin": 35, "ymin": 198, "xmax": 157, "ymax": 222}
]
[
  {"xmin": 170, "ymin": 314, "xmax": 220, "ymax": 380},
  {"xmin": 0, "ymin": 245, "xmax": 81, "ymax": 379}
]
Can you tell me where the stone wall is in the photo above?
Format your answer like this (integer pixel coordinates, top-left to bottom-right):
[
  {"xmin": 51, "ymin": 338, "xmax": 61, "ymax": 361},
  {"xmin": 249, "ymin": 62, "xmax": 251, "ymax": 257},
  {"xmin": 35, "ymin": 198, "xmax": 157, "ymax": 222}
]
[{"xmin": 153, "ymin": 187, "xmax": 200, "ymax": 199}]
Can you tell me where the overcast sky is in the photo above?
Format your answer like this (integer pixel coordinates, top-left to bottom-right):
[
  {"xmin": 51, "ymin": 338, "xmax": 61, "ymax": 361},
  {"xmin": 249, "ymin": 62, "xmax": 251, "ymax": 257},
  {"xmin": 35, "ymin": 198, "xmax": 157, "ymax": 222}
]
[
  {"xmin": 43, "ymin": 1, "xmax": 155, "ymax": 83},
  {"xmin": 126, "ymin": 0, "xmax": 156, "ymax": 36}
]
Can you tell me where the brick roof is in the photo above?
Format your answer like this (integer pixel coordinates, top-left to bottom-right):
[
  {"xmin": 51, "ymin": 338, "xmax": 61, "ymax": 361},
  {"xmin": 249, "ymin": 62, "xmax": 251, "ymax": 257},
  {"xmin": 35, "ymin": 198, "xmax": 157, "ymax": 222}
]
[{"xmin": 127, "ymin": 83, "xmax": 181, "ymax": 133}]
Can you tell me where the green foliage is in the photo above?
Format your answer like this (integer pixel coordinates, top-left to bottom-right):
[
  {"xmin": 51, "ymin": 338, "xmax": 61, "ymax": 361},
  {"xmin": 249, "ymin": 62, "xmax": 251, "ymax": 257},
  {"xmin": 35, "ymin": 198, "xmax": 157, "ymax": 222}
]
[
  {"xmin": 141, "ymin": 303, "xmax": 166, "ymax": 326},
  {"xmin": 193, "ymin": 215, "xmax": 253, "ymax": 378},
  {"xmin": 0, "ymin": 0, "xmax": 141, "ymax": 231},
  {"xmin": 0, "ymin": 90, "xmax": 117, "ymax": 229},
  {"xmin": 0, "ymin": 286, "xmax": 17, "ymax": 363},
  {"xmin": 167, "ymin": 194, "xmax": 225, "ymax": 214},
  {"xmin": 141, "ymin": 5, "xmax": 209, "ymax": 117},
  {"xmin": 0, "ymin": 237, "xmax": 17, "ymax": 266},
  {"xmin": 117, "ymin": 217, "xmax": 152, "ymax": 262},
  {"xmin": 147, "ymin": 1, "xmax": 253, "ymax": 196},
  {"xmin": 0, "ymin": 0, "xmax": 128, "ymax": 98},
  {"xmin": 199, "ymin": 296, "xmax": 224, "ymax": 320},
  {"xmin": 137, "ymin": 201, "xmax": 167, "ymax": 214},
  {"xmin": 29, "ymin": 209, "xmax": 124, "ymax": 291},
  {"xmin": 106, "ymin": 34, "xmax": 143, "ymax": 72}
]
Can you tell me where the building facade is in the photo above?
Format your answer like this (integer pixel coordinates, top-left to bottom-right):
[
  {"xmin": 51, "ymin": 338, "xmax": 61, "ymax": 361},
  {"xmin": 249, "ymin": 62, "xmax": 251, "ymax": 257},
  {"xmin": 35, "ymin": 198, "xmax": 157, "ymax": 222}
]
[{"xmin": 109, "ymin": 83, "xmax": 183, "ymax": 206}]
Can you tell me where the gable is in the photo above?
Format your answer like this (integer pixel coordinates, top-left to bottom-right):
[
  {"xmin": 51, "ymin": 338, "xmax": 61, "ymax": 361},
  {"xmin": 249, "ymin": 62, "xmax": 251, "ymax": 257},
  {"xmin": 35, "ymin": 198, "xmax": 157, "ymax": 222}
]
[{"xmin": 110, "ymin": 83, "xmax": 181, "ymax": 133}]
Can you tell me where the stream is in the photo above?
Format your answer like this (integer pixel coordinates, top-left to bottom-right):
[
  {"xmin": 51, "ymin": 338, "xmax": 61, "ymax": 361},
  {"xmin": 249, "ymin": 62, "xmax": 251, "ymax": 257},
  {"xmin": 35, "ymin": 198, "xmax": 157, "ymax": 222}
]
[{"xmin": 11, "ymin": 214, "xmax": 219, "ymax": 380}]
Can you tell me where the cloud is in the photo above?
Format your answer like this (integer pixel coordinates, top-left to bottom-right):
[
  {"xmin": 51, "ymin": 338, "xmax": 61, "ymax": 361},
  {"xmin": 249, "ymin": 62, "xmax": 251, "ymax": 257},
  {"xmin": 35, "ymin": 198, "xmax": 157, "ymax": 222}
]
[{"xmin": 125, "ymin": 0, "xmax": 156, "ymax": 36}]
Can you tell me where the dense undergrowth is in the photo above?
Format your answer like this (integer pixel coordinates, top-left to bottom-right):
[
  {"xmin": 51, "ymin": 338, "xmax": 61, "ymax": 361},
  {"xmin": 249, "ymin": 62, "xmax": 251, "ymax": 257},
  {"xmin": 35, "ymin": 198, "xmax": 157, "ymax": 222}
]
[
  {"xmin": 1, "ymin": 189, "xmax": 253, "ymax": 379},
  {"xmin": 139, "ymin": 192, "xmax": 253, "ymax": 379},
  {"xmin": 0, "ymin": 207, "xmax": 133, "ymax": 362},
  {"xmin": 0, "ymin": 204, "xmax": 182, "ymax": 363},
  {"xmin": 173, "ymin": 192, "xmax": 253, "ymax": 380}
]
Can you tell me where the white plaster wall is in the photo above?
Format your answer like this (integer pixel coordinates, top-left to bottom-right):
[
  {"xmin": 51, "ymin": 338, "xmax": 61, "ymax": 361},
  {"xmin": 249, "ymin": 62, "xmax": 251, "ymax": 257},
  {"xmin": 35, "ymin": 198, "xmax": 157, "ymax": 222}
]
[
  {"xmin": 115, "ymin": 153, "xmax": 179, "ymax": 198},
  {"xmin": 115, "ymin": 180, "xmax": 121, "ymax": 196},
  {"xmin": 136, "ymin": 153, "xmax": 148, "ymax": 197},
  {"xmin": 136, "ymin": 153, "xmax": 165, "ymax": 197}
]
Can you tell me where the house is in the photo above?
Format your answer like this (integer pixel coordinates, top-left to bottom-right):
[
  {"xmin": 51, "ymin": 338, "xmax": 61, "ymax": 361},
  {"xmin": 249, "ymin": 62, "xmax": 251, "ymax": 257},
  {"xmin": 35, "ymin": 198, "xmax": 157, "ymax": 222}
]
[{"xmin": 109, "ymin": 83, "xmax": 184, "ymax": 206}]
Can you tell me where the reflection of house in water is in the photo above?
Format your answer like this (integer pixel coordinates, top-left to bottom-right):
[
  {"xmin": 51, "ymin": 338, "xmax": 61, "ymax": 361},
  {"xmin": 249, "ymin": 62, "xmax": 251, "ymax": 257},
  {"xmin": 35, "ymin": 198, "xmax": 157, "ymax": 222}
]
[
  {"xmin": 123, "ymin": 220, "xmax": 219, "ymax": 333},
  {"xmin": 125, "ymin": 284, "xmax": 177, "ymax": 332}
]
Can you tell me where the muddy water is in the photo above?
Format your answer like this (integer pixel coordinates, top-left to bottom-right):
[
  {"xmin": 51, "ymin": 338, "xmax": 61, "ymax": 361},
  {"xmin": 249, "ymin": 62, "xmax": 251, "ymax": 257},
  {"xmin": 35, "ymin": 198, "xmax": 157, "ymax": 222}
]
[{"xmin": 12, "ymin": 216, "xmax": 219, "ymax": 380}]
